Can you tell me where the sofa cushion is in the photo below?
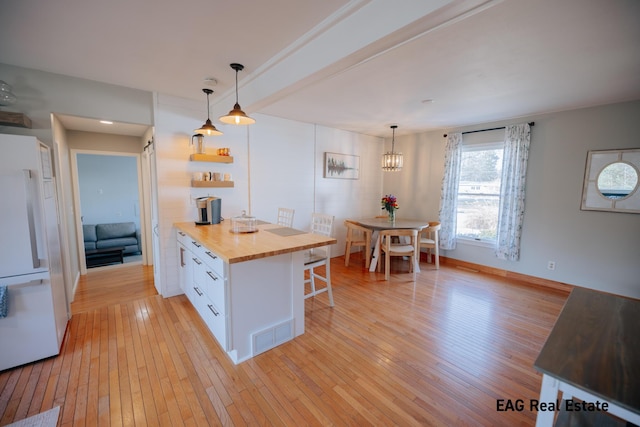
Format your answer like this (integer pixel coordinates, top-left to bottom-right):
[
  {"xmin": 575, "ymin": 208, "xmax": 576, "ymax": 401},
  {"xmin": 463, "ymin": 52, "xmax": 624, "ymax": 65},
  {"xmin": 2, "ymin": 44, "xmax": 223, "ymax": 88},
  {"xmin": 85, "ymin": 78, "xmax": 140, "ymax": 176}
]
[
  {"xmin": 96, "ymin": 237, "xmax": 138, "ymax": 250},
  {"xmin": 83, "ymin": 224, "xmax": 97, "ymax": 242},
  {"xmin": 96, "ymin": 222, "xmax": 136, "ymax": 240},
  {"xmin": 85, "ymin": 242, "xmax": 97, "ymax": 251}
]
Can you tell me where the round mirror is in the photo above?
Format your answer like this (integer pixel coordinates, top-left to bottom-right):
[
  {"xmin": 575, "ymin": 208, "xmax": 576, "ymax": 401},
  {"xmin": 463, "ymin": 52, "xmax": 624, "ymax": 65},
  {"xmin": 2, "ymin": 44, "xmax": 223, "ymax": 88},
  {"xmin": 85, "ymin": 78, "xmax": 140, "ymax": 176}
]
[{"xmin": 596, "ymin": 161, "xmax": 638, "ymax": 200}]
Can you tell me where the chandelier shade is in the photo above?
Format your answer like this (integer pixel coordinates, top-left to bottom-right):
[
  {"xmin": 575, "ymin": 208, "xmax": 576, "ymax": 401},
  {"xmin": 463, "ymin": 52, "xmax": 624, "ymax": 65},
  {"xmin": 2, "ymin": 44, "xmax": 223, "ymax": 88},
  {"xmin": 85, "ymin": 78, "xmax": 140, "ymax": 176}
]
[
  {"xmin": 382, "ymin": 125, "xmax": 403, "ymax": 171},
  {"xmin": 195, "ymin": 88, "xmax": 223, "ymax": 136},
  {"xmin": 219, "ymin": 63, "xmax": 255, "ymax": 125}
]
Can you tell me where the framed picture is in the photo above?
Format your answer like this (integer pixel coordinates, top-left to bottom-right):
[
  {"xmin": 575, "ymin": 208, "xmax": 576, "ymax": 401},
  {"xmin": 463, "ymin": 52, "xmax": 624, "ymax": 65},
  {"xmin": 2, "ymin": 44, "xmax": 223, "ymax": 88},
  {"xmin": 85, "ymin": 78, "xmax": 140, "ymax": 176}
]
[
  {"xmin": 580, "ymin": 148, "xmax": 640, "ymax": 214},
  {"xmin": 324, "ymin": 152, "xmax": 359, "ymax": 179}
]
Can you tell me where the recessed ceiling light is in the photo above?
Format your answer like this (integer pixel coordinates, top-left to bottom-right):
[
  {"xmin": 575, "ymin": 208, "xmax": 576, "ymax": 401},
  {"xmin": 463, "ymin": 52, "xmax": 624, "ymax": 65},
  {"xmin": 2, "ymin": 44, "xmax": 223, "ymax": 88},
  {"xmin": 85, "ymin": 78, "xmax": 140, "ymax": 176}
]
[
  {"xmin": 204, "ymin": 78, "xmax": 218, "ymax": 86},
  {"xmin": 100, "ymin": 120, "xmax": 113, "ymax": 124}
]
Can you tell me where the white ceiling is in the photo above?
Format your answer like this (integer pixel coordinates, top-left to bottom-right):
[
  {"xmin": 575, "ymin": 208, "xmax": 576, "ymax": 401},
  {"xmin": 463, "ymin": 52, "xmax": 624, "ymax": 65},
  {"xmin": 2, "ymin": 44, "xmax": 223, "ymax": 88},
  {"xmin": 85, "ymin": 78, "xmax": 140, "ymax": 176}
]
[{"xmin": 1, "ymin": 0, "xmax": 639, "ymax": 138}]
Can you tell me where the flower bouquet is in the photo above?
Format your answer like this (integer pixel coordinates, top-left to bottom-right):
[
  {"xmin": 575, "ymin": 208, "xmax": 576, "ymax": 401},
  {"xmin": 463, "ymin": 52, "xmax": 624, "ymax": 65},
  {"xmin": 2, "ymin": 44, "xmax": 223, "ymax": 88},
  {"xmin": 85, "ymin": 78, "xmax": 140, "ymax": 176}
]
[{"xmin": 381, "ymin": 194, "xmax": 399, "ymax": 222}]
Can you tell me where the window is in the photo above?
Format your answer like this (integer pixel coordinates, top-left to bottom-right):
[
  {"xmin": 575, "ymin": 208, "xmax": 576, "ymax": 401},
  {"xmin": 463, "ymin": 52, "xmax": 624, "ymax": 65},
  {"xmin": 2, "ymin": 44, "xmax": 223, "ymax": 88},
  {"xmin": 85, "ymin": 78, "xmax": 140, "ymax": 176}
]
[
  {"xmin": 440, "ymin": 123, "xmax": 530, "ymax": 259},
  {"xmin": 456, "ymin": 143, "xmax": 503, "ymax": 242}
]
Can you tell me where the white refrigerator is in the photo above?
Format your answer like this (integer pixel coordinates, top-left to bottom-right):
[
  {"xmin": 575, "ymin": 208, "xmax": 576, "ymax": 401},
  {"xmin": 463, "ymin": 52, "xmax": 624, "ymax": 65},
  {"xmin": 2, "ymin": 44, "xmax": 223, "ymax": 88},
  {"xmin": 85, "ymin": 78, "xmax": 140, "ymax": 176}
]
[{"xmin": 0, "ymin": 134, "xmax": 69, "ymax": 371}]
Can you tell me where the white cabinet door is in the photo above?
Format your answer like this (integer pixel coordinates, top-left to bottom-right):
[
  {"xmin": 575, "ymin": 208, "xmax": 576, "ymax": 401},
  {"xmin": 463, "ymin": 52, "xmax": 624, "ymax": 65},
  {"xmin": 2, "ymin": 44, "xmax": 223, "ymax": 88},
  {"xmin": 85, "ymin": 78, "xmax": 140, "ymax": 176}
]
[{"xmin": 177, "ymin": 241, "xmax": 192, "ymax": 292}]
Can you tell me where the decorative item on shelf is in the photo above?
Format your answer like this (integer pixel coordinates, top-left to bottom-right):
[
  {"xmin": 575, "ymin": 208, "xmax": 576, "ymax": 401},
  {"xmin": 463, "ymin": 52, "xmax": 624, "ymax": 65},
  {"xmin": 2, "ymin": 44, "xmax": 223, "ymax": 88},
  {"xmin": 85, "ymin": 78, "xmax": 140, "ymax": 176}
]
[
  {"xmin": 195, "ymin": 88, "xmax": 223, "ymax": 136},
  {"xmin": 217, "ymin": 148, "xmax": 230, "ymax": 156},
  {"xmin": 381, "ymin": 194, "xmax": 399, "ymax": 222},
  {"xmin": 219, "ymin": 63, "xmax": 255, "ymax": 125},
  {"xmin": 0, "ymin": 80, "xmax": 17, "ymax": 106},
  {"xmin": 191, "ymin": 133, "xmax": 205, "ymax": 154},
  {"xmin": 382, "ymin": 125, "xmax": 403, "ymax": 172},
  {"xmin": 0, "ymin": 80, "xmax": 32, "ymax": 128}
]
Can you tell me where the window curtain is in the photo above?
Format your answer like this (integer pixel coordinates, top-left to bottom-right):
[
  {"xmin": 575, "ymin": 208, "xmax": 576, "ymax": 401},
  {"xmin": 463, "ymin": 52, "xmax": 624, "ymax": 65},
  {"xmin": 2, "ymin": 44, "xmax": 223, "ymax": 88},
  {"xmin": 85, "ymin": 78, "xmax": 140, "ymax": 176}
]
[
  {"xmin": 438, "ymin": 132, "xmax": 462, "ymax": 250},
  {"xmin": 495, "ymin": 123, "xmax": 531, "ymax": 260}
]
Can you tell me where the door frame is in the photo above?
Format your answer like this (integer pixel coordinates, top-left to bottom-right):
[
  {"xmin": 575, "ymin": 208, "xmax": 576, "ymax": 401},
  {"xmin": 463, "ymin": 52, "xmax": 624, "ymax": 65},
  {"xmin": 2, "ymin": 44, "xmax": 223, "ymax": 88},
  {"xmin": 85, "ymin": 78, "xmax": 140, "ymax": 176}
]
[{"xmin": 70, "ymin": 149, "xmax": 146, "ymax": 275}]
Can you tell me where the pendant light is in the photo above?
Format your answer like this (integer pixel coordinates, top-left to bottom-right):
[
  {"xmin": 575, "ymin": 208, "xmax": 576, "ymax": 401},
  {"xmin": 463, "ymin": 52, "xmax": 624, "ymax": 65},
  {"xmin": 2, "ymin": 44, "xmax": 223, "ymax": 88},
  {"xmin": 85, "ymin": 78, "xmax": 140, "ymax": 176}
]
[
  {"xmin": 219, "ymin": 63, "xmax": 255, "ymax": 125},
  {"xmin": 382, "ymin": 125, "xmax": 403, "ymax": 171},
  {"xmin": 195, "ymin": 88, "xmax": 223, "ymax": 136}
]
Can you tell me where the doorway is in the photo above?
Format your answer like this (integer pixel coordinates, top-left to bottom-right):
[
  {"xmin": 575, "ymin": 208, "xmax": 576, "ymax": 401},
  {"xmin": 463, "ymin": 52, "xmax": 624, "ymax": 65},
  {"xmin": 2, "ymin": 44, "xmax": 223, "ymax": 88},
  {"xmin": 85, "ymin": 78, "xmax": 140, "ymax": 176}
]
[{"xmin": 71, "ymin": 149, "xmax": 146, "ymax": 275}]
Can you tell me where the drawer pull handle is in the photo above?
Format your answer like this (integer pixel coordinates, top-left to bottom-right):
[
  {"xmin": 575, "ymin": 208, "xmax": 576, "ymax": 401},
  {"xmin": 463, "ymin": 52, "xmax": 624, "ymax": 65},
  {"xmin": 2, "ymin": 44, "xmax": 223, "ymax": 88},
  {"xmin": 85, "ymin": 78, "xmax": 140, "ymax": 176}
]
[
  {"xmin": 178, "ymin": 231, "xmax": 185, "ymax": 236},
  {"xmin": 191, "ymin": 241, "xmax": 201, "ymax": 248},
  {"xmin": 193, "ymin": 258, "xmax": 202, "ymax": 265},
  {"xmin": 206, "ymin": 271, "xmax": 218, "ymax": 281},
  {"xmin": 207, "ymin": 304, "xmax": 219, "ymax": 316},
  {"xmin": 194, "ymin": 287, "xmax": 203, "ymax": 296},
  {"xmin": 205, "ymin": 251, "xmax": 218, "ymax": 260}
]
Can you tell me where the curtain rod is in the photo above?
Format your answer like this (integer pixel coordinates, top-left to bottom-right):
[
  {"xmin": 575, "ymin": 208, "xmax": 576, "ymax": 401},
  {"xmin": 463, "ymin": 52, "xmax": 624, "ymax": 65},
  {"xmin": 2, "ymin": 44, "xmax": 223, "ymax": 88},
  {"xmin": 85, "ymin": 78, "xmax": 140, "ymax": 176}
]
[{"xmin": 443, "ymin": 122, "xmax": 534, "ymax": 138}]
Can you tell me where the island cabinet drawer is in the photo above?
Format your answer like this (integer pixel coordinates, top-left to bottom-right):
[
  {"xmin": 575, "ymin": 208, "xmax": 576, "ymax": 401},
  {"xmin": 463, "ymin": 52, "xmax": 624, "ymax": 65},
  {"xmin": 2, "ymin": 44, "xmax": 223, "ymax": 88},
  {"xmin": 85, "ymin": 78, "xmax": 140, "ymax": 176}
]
[
  {"xmin": 201, "ymin": 300, "xmax": 228, "ymax": 350},
  {"xmin": 202, "ymin": 249, "xmax": 224, "ymax": 276},
  {"xmin": 200, "ymin": 268, "xmax": 226, "ymax": 316},
  {"xmin": 176, "ymin": 229, "xmax": 191, "ymax": 247},
  {"xmin": 186, "ymin": 281, "xmax": 206, "ymax": 310},
  {"xmin": 188, "ymin": 240, "xmax": 224, "ymax": 275}
]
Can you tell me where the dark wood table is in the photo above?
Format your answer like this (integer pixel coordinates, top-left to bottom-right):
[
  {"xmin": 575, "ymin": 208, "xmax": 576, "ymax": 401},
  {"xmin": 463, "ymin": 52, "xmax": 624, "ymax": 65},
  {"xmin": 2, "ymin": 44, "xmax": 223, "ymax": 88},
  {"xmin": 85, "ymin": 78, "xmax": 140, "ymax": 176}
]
[
  {"xmin": 533, "ymin": 287, "xmax": 640, "ymax": 426},
  {"xmin": 85, "ymin": 247, "xmax": 125, "ymax": 267}
]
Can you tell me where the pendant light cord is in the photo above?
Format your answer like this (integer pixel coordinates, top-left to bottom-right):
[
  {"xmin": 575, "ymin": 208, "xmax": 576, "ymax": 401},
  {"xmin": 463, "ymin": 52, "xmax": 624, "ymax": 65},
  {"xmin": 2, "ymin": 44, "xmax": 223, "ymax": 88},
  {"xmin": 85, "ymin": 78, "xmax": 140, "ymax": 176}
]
[
  {"xmin": 234, "ymin": 69, "xmax": 239, "ymax": 104},
  {"xmin": 390, "ymin": 125, "xmax": 397, "ymax": 152},
  {"xmin": 391, "ymin": 126, "xmax": 395, "ymax": 151}
]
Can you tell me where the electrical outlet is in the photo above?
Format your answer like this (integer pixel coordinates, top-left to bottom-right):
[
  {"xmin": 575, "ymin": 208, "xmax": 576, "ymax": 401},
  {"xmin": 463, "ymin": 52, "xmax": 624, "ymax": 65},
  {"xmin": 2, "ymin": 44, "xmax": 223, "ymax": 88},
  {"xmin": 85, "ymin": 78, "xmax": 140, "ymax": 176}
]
[{"xmin": 547, "ymin": 261, "xmax": 556, "ymax": 271}]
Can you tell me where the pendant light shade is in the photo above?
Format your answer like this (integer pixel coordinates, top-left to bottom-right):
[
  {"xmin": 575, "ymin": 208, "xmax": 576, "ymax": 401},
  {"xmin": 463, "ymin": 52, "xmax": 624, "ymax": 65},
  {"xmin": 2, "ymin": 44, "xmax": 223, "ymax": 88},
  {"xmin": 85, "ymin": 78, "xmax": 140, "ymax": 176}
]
[
  {"xmin": 382, "ymin": 125, "xmax": 403, "ymax": 171},
  {"xmin": 195, "ymin": 88, "xmax": 223, "ymax": 136},
  {"xmin": 219, "ymin": 63, "xmax": 255, "ymax": 125}
]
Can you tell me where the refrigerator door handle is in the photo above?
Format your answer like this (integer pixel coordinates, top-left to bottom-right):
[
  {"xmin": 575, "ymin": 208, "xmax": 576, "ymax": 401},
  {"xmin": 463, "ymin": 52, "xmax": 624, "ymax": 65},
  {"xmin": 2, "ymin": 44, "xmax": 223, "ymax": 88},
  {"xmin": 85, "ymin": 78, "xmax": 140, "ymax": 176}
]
[
  {"xmin": 7, "ymin": 278, "xmax": 44, "ymax": 289},
  {"xmin": 23, "ymin": 169, "xmax": 41, "ymax": 269}
]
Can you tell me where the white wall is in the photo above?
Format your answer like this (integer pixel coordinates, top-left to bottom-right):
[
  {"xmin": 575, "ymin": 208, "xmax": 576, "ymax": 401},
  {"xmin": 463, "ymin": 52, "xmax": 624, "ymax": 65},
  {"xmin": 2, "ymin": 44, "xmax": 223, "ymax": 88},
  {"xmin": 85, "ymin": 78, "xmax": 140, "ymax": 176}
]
[
  {"xmin": 67, "ymin": 130, "xmax": 144, "ymax": 154},
  {"xmin": 388, "ymin": 101, "xmax": 640, "ymax": 298},
  {"xmin": 76, "ymin": 154, "xmax": 140, "ymax": 227},
  {"xmin": 50, "ymin": 114, "xmax": 77, "ymax": 304},
  {"xmin": 152, "ymin": 96, "xmax": 384, "ymax": 297}
]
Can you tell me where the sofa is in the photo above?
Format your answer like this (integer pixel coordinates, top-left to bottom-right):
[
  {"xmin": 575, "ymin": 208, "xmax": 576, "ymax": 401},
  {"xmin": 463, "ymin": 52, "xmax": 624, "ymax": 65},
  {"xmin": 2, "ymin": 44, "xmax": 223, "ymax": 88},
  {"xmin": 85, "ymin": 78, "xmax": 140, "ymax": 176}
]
[{"xmin": 83, "ymin": 222, "xmax": 141, "ymax": 255}]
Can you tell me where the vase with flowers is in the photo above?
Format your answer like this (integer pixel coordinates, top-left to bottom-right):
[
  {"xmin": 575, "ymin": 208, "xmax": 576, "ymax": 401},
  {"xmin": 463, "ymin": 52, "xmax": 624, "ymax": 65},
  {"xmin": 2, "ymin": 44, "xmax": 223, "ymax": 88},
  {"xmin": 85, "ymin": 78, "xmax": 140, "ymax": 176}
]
[{"xmin": 381, "ymin": 194, "xmax": 399, "ymax": 222}]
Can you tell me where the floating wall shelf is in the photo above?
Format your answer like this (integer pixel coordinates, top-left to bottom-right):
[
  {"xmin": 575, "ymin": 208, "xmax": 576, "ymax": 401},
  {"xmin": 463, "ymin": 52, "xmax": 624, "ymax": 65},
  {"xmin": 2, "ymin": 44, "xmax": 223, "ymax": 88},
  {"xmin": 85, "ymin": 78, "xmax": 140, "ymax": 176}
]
[
  {"xmin": 0, "ymin": 112, "xmax": 32, "ymax": 128},
  {"xmin": 189, "ymin": 154, "xmax": 233, "ymax": 163},
  {"xmin": 191, "ymin": 180, "xmax": 234, "ymax": 188}
]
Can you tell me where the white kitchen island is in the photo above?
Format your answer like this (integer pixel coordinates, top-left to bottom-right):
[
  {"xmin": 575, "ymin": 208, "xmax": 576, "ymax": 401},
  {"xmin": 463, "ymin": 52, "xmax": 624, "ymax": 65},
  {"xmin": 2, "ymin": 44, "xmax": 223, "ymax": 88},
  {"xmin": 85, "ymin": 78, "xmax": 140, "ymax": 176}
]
[{"xmin": 175, "ymin": 221, "xmax": 336, "ymax": 364}]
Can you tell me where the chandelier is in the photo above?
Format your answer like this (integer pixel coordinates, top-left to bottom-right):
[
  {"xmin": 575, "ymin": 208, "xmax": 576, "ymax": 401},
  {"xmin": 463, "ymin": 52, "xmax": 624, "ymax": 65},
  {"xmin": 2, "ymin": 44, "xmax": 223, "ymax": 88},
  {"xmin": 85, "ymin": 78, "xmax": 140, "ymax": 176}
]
[{"xmin": 382, "ymin": 125, "xmax": 403, "ymax": 171}]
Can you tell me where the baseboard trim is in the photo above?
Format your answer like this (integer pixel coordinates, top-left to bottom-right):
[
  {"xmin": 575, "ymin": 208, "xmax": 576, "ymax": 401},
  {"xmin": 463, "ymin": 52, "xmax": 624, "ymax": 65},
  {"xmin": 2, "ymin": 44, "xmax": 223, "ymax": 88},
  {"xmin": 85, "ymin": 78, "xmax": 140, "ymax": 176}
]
[
  {"xmin": 71, "ymin": 271, "xmax": 80, "ymax": 302},
  {"xmin": 423, "ymin": 254, "xmax": 573, "ymax": 294}
]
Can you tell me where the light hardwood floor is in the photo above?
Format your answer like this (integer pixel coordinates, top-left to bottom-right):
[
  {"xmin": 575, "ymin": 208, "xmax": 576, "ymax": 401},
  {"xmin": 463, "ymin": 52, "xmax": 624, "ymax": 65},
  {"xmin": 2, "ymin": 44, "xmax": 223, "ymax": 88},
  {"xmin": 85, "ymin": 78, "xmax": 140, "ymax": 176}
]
[{"xmin": 0, "ymin": 254, "xmax": 568, "ymax": 426}]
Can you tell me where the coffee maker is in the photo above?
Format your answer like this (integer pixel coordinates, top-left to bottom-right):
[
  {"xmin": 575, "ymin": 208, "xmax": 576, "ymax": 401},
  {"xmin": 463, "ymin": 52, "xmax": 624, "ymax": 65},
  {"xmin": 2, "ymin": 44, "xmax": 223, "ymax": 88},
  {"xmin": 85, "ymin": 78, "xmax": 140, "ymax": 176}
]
[{"xmin": 195, "ymin": 197, "xmax": 221, "ymax": 225}]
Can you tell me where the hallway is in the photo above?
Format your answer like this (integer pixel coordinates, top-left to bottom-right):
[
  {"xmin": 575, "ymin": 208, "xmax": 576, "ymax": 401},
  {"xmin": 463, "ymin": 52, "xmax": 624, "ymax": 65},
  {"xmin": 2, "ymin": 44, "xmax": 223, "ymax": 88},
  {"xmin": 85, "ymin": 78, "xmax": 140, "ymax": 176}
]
[{"xmin": 71, "ymin": 264, "xmax": 156, "ymax": 314}]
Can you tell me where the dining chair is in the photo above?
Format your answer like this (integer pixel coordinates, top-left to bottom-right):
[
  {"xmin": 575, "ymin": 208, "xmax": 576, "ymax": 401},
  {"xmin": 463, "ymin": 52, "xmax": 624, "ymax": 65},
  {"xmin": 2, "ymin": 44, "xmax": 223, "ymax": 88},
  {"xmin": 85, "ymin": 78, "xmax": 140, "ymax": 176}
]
[
  {"xmin": 277, "ymin": 207, "xmax": 295, "ymax": 228},
  {"xmin": 343, "ymin": 220, "xmax": 372, "ymax": 268},
  {"xmin": 377, "ymin": 229, "xmax": 419, "ymax": 281},
  {"xmin": 304, "ymin": 213, "xmax": 335, "ymax": 306},
  {"xmin": 419, "ymin": 221, "xmax": 441, "ymax": 269}
]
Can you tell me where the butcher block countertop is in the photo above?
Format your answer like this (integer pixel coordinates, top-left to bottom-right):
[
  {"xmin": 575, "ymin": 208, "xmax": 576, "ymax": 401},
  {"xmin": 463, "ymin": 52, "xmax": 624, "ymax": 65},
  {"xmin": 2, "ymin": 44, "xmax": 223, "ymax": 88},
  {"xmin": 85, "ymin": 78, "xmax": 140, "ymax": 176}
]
[{"xmin": 175, "ymin": 221, "xmax": 337, "ymax": 264}]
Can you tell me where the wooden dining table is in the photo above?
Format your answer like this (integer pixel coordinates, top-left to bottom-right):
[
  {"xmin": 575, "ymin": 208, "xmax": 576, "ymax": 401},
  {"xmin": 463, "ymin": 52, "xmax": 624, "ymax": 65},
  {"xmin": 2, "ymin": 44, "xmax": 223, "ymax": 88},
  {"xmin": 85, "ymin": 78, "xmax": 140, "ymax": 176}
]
[{"xmin": 348, "ymin": 217, "xmax": 431, "ymax": 272}]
